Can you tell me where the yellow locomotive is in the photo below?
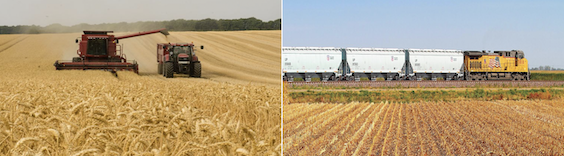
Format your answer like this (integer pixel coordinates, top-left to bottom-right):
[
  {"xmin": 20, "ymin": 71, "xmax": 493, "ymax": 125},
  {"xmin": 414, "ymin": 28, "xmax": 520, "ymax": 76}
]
[{"xmin": 464, "ymin": 50, "xmax": 529, "ymax": 81}]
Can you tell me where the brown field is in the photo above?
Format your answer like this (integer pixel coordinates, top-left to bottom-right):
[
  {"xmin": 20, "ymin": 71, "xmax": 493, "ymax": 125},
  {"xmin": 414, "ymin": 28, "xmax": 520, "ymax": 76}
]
[
  {"xmin": 0, "ymin": 31, "xmax": 281, "ymax": 155},
  {"xmin": 531, "ymin": 70, "xmax": 564, "ymax": 74},
  {"xmin": 283, "ymin": 100, "xmax": 564, "ymax": 155}
]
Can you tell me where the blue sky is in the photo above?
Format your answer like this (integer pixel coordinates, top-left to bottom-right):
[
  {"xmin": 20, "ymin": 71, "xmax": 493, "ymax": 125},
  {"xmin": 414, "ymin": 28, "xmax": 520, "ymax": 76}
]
[{"xmin": 283, "ymin": 0, "xmax": 564, "ymax": 68}]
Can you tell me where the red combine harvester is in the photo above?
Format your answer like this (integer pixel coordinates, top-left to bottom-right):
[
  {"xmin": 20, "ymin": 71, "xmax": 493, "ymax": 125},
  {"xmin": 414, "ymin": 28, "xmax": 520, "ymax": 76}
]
[
  {"xmin": 54, "ymin": 29, "xmax": 169, "ymax": 74},
  {"xmin": 157, "ymin": 43, "xmax": 203, "ymax": 78}
]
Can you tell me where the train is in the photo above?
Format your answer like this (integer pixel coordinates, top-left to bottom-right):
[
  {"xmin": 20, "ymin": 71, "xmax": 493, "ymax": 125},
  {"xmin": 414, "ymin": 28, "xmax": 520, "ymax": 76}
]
[{"xmin": 282, "ymin": 47, "xmax": 529, "ymax": 82}]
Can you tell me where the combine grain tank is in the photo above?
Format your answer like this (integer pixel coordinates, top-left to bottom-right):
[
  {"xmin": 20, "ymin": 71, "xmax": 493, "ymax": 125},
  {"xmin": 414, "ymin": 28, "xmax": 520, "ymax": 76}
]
[
  {"xmin": 54, "ymin": 29, "xmax": 169, "ymax": 74},
  {"xmin": 406, "ymin": 49, "xmax": 464, "ymax": 81},
  {"xmin": 345, "ymin": 48, "xmax": 405, "ymax": 81},
  {"xmin": 282, "ymin": 47, "xmax": 343, "ymax": 82}
]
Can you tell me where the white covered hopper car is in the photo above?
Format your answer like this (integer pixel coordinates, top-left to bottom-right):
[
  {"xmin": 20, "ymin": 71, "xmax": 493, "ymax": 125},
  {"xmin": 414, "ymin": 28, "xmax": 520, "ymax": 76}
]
[
  {"xmin": 406, "ymin": 49, "xmax": 464, "ymax": 81},
  {"xmin": 282, "ymin": 47, "xmax": 343, "ymax": 82},
  {"xmin": 346, "ymin": 48, "xmax": 406, "ymax": 81}
]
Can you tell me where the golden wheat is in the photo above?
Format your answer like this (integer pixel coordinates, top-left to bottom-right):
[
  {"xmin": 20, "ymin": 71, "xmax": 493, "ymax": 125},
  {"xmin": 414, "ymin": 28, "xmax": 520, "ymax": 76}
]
[{"xmin": 0, "ymin": 31, "xmax": 281, "ymax": 155}]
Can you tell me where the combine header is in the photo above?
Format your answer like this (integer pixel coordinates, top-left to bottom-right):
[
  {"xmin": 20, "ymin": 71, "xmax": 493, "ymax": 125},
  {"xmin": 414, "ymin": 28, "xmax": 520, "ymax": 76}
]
[{"xmin": 54, "ymin": 29, "xmax": 169, "ymax": 74}]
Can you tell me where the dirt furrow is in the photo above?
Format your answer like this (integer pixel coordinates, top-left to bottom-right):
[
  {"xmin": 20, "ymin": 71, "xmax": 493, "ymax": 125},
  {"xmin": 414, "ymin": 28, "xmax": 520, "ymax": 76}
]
[
  {"xmin": 325, "ymin": 103, "xmax": 381, "ymax": 155},
  {"xmin": 349, "ymin": 103, "xmax": 389, "ymax": 155},
  {"xmin": 283, "ymin": 104, "xmax": 343, "ymax": 137},
  {"xmin": 413, "ymin": 102, "xmax": 442, "ymax": 155},
  {"xmin": 301, "ymin": 103, "xmax": 372, "ymax": 155},
  {"xmin": 353, "ymin": 102, "xmax": 392, "ymax": 155},
  {"xmin": 284, "ymin": 104, "xmax": 358, "ymax": 154},
  {"xmin": 366, "ymin": 103, "xmax": 398, "ymax": 155}
]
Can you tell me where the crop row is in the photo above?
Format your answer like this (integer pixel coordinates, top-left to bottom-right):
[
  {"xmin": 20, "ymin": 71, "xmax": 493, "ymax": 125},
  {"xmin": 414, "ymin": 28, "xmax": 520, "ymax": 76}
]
[{"xmin": 283, "ymin": 100, "xmax": 564, "ymax": 155}]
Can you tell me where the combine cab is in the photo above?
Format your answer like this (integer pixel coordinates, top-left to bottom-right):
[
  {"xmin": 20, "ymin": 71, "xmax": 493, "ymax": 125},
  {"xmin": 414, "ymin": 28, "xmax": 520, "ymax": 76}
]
[
  {"xmin": 157, "ymin": 43, "xmax": 203, "ymax": 78},
  {"xmin": 54, "ymin": 29, "xmax": 169, "ymax": 74}
]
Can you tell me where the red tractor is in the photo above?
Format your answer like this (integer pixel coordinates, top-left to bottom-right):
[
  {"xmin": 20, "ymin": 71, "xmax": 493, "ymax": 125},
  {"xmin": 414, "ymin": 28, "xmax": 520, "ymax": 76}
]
[
  {"xmin": 54, "ymin": 29, "xmax": 169, "ymax": 74},
  {"xmin": 157, "ymin": 43, "xmax": 203, "ymax": 78}
]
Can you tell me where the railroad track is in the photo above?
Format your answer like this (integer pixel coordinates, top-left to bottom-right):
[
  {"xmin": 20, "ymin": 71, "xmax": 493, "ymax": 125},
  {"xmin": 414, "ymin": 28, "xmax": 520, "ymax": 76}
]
[{"xmin": 286, "ymin": 80, "xmax": 564, "ymax": 88}]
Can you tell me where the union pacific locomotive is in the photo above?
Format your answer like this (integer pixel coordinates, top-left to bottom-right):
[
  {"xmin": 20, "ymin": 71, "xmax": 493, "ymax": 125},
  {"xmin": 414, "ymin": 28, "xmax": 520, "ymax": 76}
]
[
  {"xmin": 464, "ymin": 50, "xmax": 529, "ymax": 81},
  {"xmin": 282, "ymin": 47, "xmax": 529, "ymax": 82}
]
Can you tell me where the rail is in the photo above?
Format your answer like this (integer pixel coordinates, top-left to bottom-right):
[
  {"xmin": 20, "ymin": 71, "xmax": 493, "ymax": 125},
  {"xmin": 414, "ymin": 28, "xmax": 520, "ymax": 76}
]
[{"xmin": 286, "ymin": 80, "xmax": 564, "ymax": 88}]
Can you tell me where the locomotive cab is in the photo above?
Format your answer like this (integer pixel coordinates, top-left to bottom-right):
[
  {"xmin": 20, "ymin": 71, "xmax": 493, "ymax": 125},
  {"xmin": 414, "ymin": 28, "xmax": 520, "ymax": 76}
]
[{"xmin": 170, "ymin": 45, "xmax": 193, "ymax": 74}]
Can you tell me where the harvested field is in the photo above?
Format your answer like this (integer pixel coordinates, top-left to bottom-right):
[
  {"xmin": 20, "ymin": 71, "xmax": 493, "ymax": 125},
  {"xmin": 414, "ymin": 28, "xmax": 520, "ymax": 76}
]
[
  {"xmin": 117, "ymin": 30, "xmax": 281, "ymax": 85},
  {"xmin": 284, "ymin": 100, "xmax": 564, "ymax": 155},
  {"xmin": 0, "ymin": 31, "xmax": 281, "ymax": 155}
]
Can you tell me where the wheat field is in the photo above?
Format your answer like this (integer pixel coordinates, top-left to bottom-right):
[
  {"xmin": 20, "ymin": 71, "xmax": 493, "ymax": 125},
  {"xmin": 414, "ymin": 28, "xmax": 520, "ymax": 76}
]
[
  {"xmin": 0, "ymin": 31, "xmax": 281, "ymax": 155},
  {"xmin": 284, "ymin": 100, "xmax": 564, "ymax": 155}
]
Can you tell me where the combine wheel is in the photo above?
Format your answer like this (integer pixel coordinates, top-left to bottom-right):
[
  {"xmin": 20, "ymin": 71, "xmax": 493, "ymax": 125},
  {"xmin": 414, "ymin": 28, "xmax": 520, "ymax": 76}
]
[
  {"xmin": 191, "ymin": 62, "xmax": 201, "ymax": 78},
  {"xmin": 158, "ymin": 63, "xmax": 163, "ymax": 75},
  {"xmin": 72, "ymin": 57, "xmax": 82, "ymax": 62},
  {"xmin": 165, "ymin": 62, "xmax": 174, "ymax": 78}
]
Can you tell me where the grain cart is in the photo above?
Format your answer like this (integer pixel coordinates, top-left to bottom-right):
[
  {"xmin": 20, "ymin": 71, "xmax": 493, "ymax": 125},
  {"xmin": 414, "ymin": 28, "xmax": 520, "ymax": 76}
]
[
  {"xmin": 157, "ymin": 43, "xmax": 203, "ymax": 78},
  {"xmin": 54, "ymin": 29, "xmax": 169, "ymax": 74}
]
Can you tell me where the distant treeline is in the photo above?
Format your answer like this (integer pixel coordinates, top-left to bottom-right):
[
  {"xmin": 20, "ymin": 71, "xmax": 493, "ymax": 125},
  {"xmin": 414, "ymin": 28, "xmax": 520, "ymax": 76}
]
[{"xmin": 0, "ymin": 17, "xmax": 281, "ymax": 34}]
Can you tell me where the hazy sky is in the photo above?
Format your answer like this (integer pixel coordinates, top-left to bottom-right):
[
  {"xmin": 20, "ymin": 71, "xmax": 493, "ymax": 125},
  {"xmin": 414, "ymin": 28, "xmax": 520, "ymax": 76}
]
[
  {"xmin": 283, "ymin": 0, "xmax": 564, "ymax": 68},
  {"xmin": 0, "ymin": 0, "xmax": 281, "ymax": 26}
]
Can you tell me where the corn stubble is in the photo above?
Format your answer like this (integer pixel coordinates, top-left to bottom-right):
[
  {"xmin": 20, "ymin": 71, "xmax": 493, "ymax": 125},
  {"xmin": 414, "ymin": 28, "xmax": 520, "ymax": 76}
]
[
  {"xmin": 0, "ymin": 71, "xmax": 281, "ymax": 155},
  {"xmin": 284, "ymin": 100, "xmax": 564, "ymax": 155}
]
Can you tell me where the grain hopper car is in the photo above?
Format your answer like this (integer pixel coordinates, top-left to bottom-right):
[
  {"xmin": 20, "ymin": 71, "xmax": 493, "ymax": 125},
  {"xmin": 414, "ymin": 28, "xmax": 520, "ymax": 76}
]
[
  {"xmin": 346, "ymin": 48, "xmax": 406, "ymax": 81},
  {"xmin": 282, "ymin": 47, "xmax": 346, "ymax": 82},
  {"xmin": 406, "ymin": 49, "xmax": 464, "ymax": 81}
]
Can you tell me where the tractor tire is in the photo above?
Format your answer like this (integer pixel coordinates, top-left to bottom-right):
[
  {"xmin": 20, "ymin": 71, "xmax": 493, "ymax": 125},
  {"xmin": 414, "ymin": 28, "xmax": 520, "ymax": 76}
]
[
  {"xmin": 158, "ymin": 63, "xmax": 163, "ymax": 75},
  {"xmin": 191, "ymin": 62, "xmax": 201, "ymax": 78},
  {"xmin": 165, "ymin": 62, "xmax": 174, "ymax": 78}
]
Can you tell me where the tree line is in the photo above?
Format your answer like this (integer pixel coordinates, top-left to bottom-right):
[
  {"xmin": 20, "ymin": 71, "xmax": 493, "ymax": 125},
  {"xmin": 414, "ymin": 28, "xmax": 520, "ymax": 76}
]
[{"xmin": 0, "ymin": 17, "xmax": 281, "ymax": 34}]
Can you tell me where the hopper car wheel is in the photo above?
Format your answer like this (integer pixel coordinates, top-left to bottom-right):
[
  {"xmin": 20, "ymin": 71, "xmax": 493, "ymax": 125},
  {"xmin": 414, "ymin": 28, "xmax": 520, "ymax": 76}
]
[
  {"xmin": 165, "ymin": 62, "xmax": 174, "ymax": 78},
  {"xmin": 191, "ymin": 63, "xmax": 201, "ymax": 78},
  {"xmin": 158, "ymin": 63, "xmax": 163, "ymax": 75}
]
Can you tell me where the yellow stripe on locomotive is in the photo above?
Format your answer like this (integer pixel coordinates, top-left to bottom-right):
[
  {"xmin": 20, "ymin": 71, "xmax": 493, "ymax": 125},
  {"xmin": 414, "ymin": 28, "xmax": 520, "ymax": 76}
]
[{"xmin": 464, "ymin": 50, "xmax": 529, "ymax": 80}]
